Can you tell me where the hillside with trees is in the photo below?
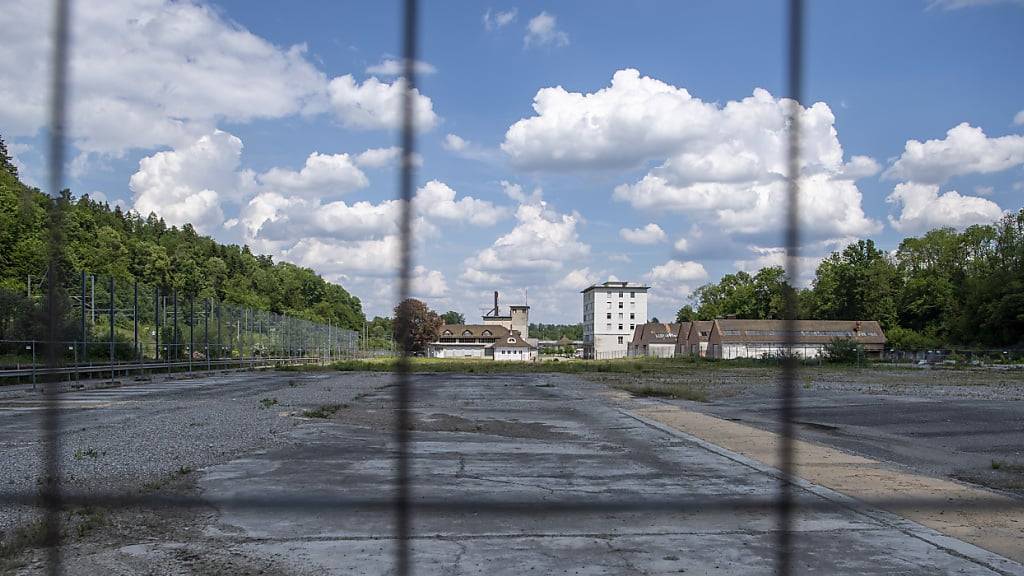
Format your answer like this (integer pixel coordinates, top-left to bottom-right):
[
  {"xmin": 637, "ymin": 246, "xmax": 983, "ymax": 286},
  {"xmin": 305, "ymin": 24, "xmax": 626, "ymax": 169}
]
[
  {"xmin": 0, "ymin": 139, "xmax": 364, "ymax": 332},
  {"xmin": 676, "ymin": 213, "xmax": 1024, "ymax": 349}
]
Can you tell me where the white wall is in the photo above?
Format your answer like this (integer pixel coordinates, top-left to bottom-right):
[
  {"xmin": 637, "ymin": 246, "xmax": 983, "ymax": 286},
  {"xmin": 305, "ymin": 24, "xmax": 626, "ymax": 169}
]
[
  {"xmin": 584, "ymin": 286, "xmax": 647, "ymax": 358},
  {"xmin": 719, "ymin": 343, "xmax": 824, "ymax": 359},
  {"xmin": 649, "ymin": 343, "xmax": 675, "ymax": 358},
  {"xmin": 494, "ymin": 347, "xmax": 535, "ymax": 361},
  {"xmin": 432, "ymin": 347, "xmax": 486, "ymax": 359}
]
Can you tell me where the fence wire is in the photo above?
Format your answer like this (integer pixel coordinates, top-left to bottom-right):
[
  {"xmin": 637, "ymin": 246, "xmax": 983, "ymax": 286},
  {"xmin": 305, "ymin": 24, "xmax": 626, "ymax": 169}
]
[{"xmin": 7, "ymin": 1, "xmax": 1021, "ymax": 575}]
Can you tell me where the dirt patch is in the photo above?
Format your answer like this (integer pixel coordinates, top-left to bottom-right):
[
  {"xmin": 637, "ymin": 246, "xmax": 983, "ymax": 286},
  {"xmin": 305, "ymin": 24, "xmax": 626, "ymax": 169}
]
[{"xmin": 416, "ymin": 413, "xmax": 571, "ymax": 440}]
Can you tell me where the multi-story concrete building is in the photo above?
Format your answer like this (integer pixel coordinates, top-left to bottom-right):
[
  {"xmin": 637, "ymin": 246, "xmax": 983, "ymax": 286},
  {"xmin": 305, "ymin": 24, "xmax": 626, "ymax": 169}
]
[{"xmin": 581, "ymin": 281, "xmax": 649, "ymax": 359}]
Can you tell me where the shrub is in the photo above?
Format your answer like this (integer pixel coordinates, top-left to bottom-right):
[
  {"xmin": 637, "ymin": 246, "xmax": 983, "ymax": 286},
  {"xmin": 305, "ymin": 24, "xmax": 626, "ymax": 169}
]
[{"xmin": 823, "ymin": 337, "xmax": 864, "ymax": 364}]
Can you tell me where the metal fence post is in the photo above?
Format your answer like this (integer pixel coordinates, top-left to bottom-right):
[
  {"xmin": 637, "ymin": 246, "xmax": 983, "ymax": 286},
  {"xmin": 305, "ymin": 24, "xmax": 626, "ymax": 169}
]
[
  {"xmin": 80, "ymin": 270, "xmax": 87, "ymax": 373},
  {"xmin": 172, "ymin": 289, "xmax": 178, "ymax": 367},
  {"xmin": 205, "ymin": 299, "xmax": 211, "ymax": 371},
  {"xmin": 133, "ymin": 281, "xmax": 139, "ymax": 366},
  {"xmin": 109, "ymin": 276, "xmax": 114, "ymax": 381},
  {"xmin": 189, "ymin": 296, "xmax": 194, "ymax": 374},
  {"xmin": 154, "ymin": 286, "xmax": 160, "ymax": 365}
]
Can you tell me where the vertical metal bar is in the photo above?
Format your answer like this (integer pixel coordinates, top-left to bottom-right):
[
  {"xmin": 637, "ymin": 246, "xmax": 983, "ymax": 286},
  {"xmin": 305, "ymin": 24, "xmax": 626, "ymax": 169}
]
[
  {"xmin": 155, "ymin": 286, "xmax": 160, "ymax": 363},
  {"xmin": 109, "ymin": 276, "xmax": 115, "ymax": 381},
  {"xmin": 189, "ymin": 296, "xmax": 194, "ymax": 373},
  {"xmin": 395, "ymin": 0, "xmax": 418, "ymax": 572},
  {"xmin": 172, "ymin": 289, "xmax": 178, "ymax": 364},
  {"xmin": 80, "ymin": 270, "xmax": 86, "ymax": 369},
  {"xmin": 134, "ymin": 281, "xmax": 139, "ymax": 365},
  {"xmin": 217, "ymin": 303, "xmax": 221, "ymax": 362},
  {"xmin": 42, "ymin": 0, "xmax": 71, "ymax": 572},
  {"xmin": 778, "ymin": 1, "xmax": 804, "ymax": 575},
  {"xmin": 205, "ymin": 299, "xmax": 211, "ymax": 371}
]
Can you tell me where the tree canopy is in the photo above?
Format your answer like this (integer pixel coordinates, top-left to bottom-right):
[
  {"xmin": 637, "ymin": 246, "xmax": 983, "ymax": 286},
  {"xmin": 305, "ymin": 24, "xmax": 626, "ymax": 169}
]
[
  {"xmin": 676, "ymin": 213, "xmax": 1024, "ymax": 349},
  {"xmin": 0, "ymin": 160, "xmax": 364, "ymax": 330},
  {"xmin": 529, "ymin": 323, "xmax": 583, "ymax": 340},
  {"xmin": 441, "ymin": 310, "xmax": 465, "ymax": 325},
  {"xmin": 393, "ymin": 298, "xmax": 442, "ymax": 352}
]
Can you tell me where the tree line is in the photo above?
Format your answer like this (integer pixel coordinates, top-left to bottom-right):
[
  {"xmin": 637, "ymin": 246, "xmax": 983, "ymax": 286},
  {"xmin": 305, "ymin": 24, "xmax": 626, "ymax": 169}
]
[
  {"xmin": 676, "ymin": 211, "xmax": 1024, "ymax": 349},
  {"xmin": 0, "ymin": 144, "xmax": 365, "ymax": 338}
]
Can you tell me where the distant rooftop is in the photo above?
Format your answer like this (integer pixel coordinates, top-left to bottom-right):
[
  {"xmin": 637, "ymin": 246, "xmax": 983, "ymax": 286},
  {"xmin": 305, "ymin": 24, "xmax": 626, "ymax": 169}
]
[{"xmin": 581, "ymin": 281, "xmax": 650, "ymax": 293}]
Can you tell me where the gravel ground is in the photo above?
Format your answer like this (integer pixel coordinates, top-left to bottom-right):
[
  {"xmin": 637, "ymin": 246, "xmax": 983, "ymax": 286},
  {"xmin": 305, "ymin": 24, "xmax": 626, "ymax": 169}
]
[{"xmin": 0, "ymin": 369, "xmax": 393, "ymax": 572}]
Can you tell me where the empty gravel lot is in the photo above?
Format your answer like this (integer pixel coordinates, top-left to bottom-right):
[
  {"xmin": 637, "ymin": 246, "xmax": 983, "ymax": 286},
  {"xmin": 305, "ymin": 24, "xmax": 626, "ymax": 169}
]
[{"xmin": 1, "ymin": 367, "xmax": 1022, "ymax": 575}]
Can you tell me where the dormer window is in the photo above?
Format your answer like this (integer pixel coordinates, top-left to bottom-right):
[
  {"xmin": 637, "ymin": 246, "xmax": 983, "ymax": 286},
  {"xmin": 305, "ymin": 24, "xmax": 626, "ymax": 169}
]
[
  {"xmin": 482, "ymin": 330, "xmax": 492, "ymax": 336},
  {"xmin": 442, "ymin": 330, "xmax": 452, "ymax": 336},
  {"xmin": 462, "ymin": 330, "xmax": 473, "ymax": 336},
  {"xmin": 507, "ymin": 337, "xmax": 516, "ymax": 344}
]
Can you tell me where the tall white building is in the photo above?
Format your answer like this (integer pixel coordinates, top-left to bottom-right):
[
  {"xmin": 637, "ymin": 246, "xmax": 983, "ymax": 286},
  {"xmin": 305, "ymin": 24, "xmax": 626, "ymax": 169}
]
[{"xmin": 581, "ymin": 281, "xmax": 649, "ymax": 359}]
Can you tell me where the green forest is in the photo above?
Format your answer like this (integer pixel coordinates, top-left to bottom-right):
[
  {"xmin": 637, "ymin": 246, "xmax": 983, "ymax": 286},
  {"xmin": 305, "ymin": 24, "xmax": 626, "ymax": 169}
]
[
  {"xmin": 529, "ymin": 323, "xmax": 584, "ymax": 340},
  {"xmin": 0, "ymin": 144, "xmax": 365, "ymax": 340},
  {"xmin": 676, "ymin": 212, "xmax": 1024, "ymax": 349}
]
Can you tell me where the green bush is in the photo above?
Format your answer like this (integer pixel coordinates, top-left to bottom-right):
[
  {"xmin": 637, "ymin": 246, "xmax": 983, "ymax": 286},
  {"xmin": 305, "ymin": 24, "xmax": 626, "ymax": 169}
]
[{"xmin": 823, "ymin": 337, "xmax": 864, "ymax": 364}]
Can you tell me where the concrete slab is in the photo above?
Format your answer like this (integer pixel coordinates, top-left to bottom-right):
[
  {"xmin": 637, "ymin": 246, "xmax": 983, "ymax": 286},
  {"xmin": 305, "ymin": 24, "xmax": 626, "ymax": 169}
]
[{"xmin": 199, "ymin": 373, "xmax": 1023, "ymax": 574}]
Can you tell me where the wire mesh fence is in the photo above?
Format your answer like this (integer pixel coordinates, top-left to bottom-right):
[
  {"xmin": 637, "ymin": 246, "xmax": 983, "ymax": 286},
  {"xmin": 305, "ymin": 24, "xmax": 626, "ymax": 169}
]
[
  {"xmin": 4, "ymin": 1, "xmax": 1023, "ymax": 575},
  {"xmin": 0, "ymin": 270, "xmax": 360, "ymax": 383}
]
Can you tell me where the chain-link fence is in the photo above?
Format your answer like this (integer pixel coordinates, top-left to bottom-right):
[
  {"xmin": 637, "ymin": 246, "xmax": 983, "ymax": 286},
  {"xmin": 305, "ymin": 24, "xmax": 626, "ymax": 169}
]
[{"xmin": 0, "ymin": 270, "xmax": 359, "ymax": 383}]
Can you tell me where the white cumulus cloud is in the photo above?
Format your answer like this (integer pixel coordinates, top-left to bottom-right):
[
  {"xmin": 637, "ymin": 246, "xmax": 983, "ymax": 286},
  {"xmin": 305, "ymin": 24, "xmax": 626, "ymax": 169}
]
[
  {"xmin": 619, "ymin": 223, "xmax": 668, "ymax": 245},
  {"xmin": 466, "ymin": 198, "xmax": 589, "ymax": 274},
  {"xmin": 883, "ymin": 123, "xmax": 1024, "ymax": 184},
  {"xmin": 129, "ymin": 130, "xmax": 248, "ymax": 234},
  {"xmin": 415, "ymin": 180, "xmax": 507, "ymax": 226},
  {"xmin": 0, "ymin": 0, "xmax": 328, "ymax": 156},
  {"xmin": 365, "ymin": 57, "xmax": 437, "ymax": 77},
  {"xmin": 258, "ymin": 152, "xmax": 368, "ymax": 199},
  {"xmin": 354, "ymin": 147, "xmax": 402, "ymax": 169},
  {"xmin": 886, "ymin": 182, "xmax": 1005, "ymax": 233},
  {"xmin": 327, "ymin": 75, "xmax": 438, "ymax": 131}
]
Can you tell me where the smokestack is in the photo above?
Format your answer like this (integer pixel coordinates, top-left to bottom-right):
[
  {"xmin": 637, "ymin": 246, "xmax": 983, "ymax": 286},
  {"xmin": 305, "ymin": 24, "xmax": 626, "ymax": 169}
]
[{"xmin": 493, "ymin": 291, "xmax": 499, "ymax": 316}]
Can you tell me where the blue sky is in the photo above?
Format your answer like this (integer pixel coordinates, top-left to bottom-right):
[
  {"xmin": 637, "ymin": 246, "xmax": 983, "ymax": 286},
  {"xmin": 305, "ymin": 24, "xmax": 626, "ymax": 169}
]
[{"xmin": 3, "ymin": 0, "xmax": 1023, "ymax": 323}]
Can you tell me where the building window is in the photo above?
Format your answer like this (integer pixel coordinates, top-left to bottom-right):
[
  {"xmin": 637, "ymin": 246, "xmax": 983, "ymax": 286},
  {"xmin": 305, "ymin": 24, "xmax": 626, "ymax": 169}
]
[
  {"xmin": 618, "ymin": 302, "xmax": 623, "ymax": 309},
  {"xmin": 617, "ymin": 336, "xmax": 624, "ymax": 344},
  {"xmin": 618, "ymin": 291, "xmax": 623, "ymax": 297},
  {"xmin": 630, "ymin": 301, "xmax": 635, "ymax": 308},
  {"xmin": 629, "ymin": 313, "xmax": 634, "ymax": 320},
  {"xmin": 606, "ymin": 323, "xmax": 612, "ymax": 330},
  {"xmin": 630, "ymin": 324, "xmax": 635, "ymax": 330},
  {"xmin": 618, "ymin": 324, "xmax": 623, "ymax": 330},
  {"xmin": 618, "ymin": 313, "xmax": 623, "ymax": 319},
  {"xmin": 630, "ymin": 291, "xmax": 635, "ymax": 298},
  {"xmin": 606, "ymin": 313, "xmax": 611, "ymax": 319}
]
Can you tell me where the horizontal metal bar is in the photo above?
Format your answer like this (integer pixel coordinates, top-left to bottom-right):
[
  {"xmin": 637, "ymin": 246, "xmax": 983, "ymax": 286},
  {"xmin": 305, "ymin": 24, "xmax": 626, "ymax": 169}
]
[
  {"xmin": 0, "ymin": 357, "xmax": 321, "ymax": 379},
  {"xmin": 1, "ymin": 491, "xmax": 1020, "ymax": 515}
]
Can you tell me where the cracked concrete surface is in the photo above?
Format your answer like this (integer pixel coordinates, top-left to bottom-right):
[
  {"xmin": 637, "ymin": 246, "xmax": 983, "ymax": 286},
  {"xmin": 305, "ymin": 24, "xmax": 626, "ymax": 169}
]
[
  {"xmin": 4, "ymin": 370, "xmax": 1022, "ymax": 574},
  {"xmin": 196, "ymin": 373, "xmax": 1023, "ymax": 574}
]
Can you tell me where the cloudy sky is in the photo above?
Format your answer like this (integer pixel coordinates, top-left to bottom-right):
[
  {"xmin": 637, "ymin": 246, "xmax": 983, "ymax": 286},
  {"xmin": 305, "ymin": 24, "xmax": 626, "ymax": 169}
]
[{"xmin": 3, "ymin": 0, "xmax": 1023, "ymax": 323}]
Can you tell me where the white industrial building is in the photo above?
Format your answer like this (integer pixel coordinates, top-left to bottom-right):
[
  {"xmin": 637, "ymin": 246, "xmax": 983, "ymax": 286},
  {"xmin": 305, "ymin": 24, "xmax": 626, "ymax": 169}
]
[{"xmin": 581, "ymin": 281, "xmax": 649, "ymax": 359}]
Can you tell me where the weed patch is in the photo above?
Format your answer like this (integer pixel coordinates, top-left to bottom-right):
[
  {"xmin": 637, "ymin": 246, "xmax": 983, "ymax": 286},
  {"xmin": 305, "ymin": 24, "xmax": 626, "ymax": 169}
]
[
  {"xmin": 614, "ymin": 382, "xmax": 709, "ymax": 402},
  {"xmin": 302, "ymin": 404, "xmax": 346, "ymax": 419},
  {"xmin": 73, "ymin": 447, "xmax": 101, "ymax": 460},
  {"xmin": 259, "ymin": 397, "xmax": 279, "ymax": 409}
]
